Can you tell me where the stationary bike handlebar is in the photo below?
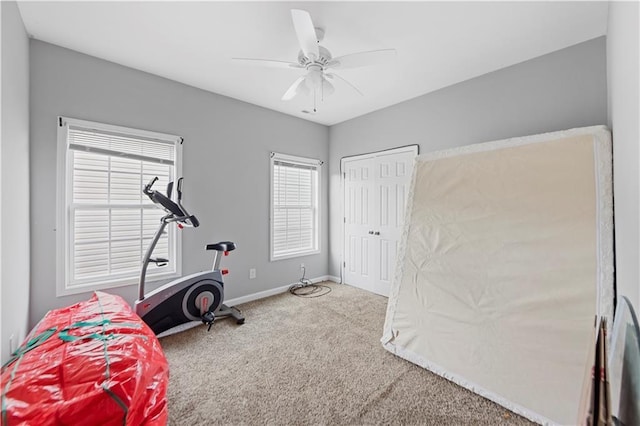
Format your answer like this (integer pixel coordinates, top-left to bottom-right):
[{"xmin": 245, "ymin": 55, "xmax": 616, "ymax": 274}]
[{"xmin": 144, "ymin": 177, "xmax": 199, "ymax": 227}]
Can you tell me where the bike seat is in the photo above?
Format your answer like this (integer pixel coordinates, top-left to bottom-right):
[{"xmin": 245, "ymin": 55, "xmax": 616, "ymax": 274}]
[{"xmin": 206, "ymin": 241, "xmax": 236, "ymax": 252}]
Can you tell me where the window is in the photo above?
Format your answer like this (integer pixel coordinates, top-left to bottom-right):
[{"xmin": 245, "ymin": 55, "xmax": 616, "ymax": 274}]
[
  {"xmin": 57, "ymin": 117, "xmax": 183, "ymax": 296},
  {"xmin": 270, "ymin": 152, "xmax": 321, "ymax": 261}
]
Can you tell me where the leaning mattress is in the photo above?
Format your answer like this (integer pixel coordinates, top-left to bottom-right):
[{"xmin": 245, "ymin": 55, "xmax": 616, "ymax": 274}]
[{"xmin": 382, "ymin": 126, "xmax": 613, "ymax": 425}]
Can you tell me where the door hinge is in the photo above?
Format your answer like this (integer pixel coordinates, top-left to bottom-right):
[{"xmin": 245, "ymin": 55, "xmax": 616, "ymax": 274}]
[
  {"xmin": 344, "ymin": 217, "xmax": 346, "ymax": 223},
  {"xmin": 343, "ymin": 261, "xmax": 346, "ymax": 268},
  {"xmin": 343, "ymin": 172, "xmax": 346, "ymax": 179}
]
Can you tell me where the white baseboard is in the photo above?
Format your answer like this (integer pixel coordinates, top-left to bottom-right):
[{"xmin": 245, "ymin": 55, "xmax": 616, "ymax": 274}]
[
  {"xmin": 224, "ymin": 275, "xmax": 333, "ymax": 307},
  {"xmin": 307, "ymin": 275, "xmax": 332, "ymax": 284},
  {"xmin": 224, "ymin": 284, "xmax": 291, "ymax": 307},
  {"xmin": 327, "ymin": 275, "xmax": 341, "ymax": 283}
]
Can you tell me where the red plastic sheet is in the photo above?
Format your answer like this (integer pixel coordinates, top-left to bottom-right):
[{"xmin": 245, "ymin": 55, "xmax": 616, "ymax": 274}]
[{"xmin": 1, "ymin": 291, "xmax": 169, "ymax": 425}]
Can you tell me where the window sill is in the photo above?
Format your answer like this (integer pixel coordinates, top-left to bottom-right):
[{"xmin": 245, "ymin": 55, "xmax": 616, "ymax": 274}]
[
  {"xmin": 270, "ymin": 249, "xmax": 320, "ymax": 262},
  {"xmin": 57, "ymin": 271, "xmax": 181, "ymax": 297}
]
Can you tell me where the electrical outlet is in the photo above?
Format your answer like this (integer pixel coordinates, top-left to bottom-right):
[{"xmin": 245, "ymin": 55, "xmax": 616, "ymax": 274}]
[
  {"xmin": 249, "ymin": 268, "xmax": 256, "ymax": 279},
  {"xmin": 300, "ymin": 263, "xmax": 305, "ymax": 270},
  {"xmin": 9, "ymin": 334, "xmax": 15, "ymax": 354}
]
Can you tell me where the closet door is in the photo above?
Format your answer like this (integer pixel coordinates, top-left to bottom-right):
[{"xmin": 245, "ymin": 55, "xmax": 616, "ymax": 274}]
[
  {"xmin": 343, "ymin": 157, "xmax": 375, "ymax": 291},
  {"xmin": 343, "ymin": 146, "xmax": 417, "ymax": 297},
  {"xmin": 370, "ymin": 150, "xmax": 416, "ymax": 296}
]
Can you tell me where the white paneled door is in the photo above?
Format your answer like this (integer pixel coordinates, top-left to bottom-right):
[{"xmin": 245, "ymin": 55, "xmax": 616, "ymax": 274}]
[{"xmin": 343, "ymin": 146, "xmax": 418, "ymax": 296}]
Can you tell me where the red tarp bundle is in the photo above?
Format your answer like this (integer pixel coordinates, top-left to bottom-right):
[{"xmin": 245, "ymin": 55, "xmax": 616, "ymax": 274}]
[{"xmin": 1, "ymin": 291, "xmax": 169, "ymax": 425}]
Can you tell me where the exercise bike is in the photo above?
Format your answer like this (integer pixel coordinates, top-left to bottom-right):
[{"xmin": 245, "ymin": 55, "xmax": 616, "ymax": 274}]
[{"xmin": 135, "ymin": 177, "xmax": 245, "ymax": 335}]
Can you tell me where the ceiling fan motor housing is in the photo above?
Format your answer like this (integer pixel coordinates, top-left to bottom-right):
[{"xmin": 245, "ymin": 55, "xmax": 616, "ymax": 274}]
[{"xmin": 298, "ymin": 45, "xmax": 332, "ymax": 68}]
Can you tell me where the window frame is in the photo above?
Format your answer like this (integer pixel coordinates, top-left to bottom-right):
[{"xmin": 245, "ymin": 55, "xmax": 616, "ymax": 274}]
[
  {"xmin": 269, "ymin": 152, "xmax": 321, "ymax": 261},
  {"xmin": 56, "ymin": 116, "xmax": 183, "ymax": 296}
]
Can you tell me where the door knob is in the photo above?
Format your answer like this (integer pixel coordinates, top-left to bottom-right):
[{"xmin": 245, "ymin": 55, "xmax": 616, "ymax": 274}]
[
  {"xmin": 374, "ymin": 231, "xmax": 380, "ymax": 235},
  {"xmin": 368, "ymin": 230, "xmax": 374, "ymax": 235}
]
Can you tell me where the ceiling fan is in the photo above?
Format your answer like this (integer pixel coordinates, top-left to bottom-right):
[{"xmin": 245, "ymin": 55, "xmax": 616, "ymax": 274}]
[{"xmin": 233, "ymin": 9, "xmax": 396, "ymax": 108}]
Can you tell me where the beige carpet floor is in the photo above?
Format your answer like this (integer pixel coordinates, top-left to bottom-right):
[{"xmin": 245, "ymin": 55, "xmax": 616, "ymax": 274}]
[{"xmin": 160, "ymin": 282, "xmax": 535, "ymax": 425}]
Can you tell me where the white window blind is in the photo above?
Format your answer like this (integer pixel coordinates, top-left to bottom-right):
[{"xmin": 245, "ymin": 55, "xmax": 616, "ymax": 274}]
[
  {"xmin": 270, "ymin": 153, "xmax": 321, "ymax": 260},
  {"xmin": 57, "ymin": 117, "xmax": 182, "ymax": 295}
]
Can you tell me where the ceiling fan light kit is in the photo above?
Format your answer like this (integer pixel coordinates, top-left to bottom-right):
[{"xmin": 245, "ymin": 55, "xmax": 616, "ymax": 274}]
[{"xmin": 233, "ymin": 9, "xmax": 397, "ymax": 111}]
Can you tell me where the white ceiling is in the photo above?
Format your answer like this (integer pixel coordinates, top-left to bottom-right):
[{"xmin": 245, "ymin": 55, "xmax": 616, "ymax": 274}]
[{"xmin": 17, "ymin": 1, "xmax": 609, "ymax": 126}]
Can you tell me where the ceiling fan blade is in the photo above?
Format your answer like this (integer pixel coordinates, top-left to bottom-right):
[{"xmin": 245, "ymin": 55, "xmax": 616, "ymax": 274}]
[
  {"xmin": 232, "ymin": 58, "xmax": 303, "ymax": 69},
  {"xmin": 326, "ymin": 49, "xmax": 397, "ymax": 69},
  {"xmin": 325, "ymin": 73, "xmax": 364, "ymax": 96},
  {"xmin": 291, "ymin": 9, "xmax": 319, "ymax": 60},
  {"xmin": 282, "ymin": 76, "xmax": 306, "ymax": 101}
]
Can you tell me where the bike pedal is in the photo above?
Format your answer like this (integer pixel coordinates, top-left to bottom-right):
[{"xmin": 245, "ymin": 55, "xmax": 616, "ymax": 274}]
[{"xmin": 201, "ymin": 311, "xmax": 215, "ymax": 331}]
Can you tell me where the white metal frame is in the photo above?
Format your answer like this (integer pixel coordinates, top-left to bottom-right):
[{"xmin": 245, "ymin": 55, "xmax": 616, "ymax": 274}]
[
  {"xmin": 269, "ymin": 152, "xmax": 322, "ymax": 261},
  {"xmin": 56, "ymin": 116, "xmax": 183, "ymax": 296}
]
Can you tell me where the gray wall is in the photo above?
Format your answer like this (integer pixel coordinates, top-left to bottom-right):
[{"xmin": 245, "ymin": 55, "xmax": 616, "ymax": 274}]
[
  {"xmin": 607, "ymin": 2, "xmax": 640, "ymax": 312},
  {"xmin": 1, "ymin": 1, "xmax": 30, "ymax": 363},
  {"xmin": 328, "ymin": 37, "xmax": 608, "ymax": 277},
  {"xmin": 29, "ymin": 40, "xmax": 329, "ymax": 326}
]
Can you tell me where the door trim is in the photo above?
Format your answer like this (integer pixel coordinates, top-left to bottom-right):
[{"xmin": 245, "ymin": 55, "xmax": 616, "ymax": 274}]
[{"xmin": 340, "ymin": 144, "xmax": 419, "ymax": 286}]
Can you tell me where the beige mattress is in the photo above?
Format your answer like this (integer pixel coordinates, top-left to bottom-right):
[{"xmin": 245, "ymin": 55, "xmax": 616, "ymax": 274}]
[{"xmin": 382, "ymin": 126, "xmax": 613, "ymax": 425}]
